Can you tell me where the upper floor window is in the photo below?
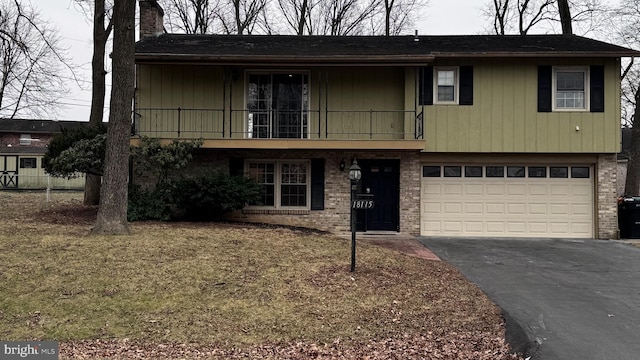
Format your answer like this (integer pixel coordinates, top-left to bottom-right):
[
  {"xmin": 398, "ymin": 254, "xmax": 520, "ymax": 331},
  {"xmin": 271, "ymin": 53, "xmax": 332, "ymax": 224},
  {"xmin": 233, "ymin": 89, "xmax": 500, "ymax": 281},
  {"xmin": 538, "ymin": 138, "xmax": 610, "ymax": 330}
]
[
  {"xmin": 419, "ymin": 66, "xmax": 473, "ymax": 106},
  {"xmin": 554, "ymin": 67, "xmax": 588, "ymax": 111},
  {"xmin": 435, "ymin": 67, "xmax": 458, "ymax": 104},
  {"xmin": 538, "ymin": 65, "xmax": 604, "ymax": 113}
]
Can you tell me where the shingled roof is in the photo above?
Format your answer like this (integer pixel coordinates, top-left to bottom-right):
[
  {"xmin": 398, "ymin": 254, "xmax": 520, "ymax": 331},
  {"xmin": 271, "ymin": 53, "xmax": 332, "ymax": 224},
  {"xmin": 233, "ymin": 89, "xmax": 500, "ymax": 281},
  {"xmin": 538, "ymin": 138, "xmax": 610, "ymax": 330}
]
[
  {"xmin": 0, "ymin": 119, "xmax": 87, "ymax": 134},
  {"xmin": 135, "ymin": 34, "xmax": 639, "ymax": 65}
]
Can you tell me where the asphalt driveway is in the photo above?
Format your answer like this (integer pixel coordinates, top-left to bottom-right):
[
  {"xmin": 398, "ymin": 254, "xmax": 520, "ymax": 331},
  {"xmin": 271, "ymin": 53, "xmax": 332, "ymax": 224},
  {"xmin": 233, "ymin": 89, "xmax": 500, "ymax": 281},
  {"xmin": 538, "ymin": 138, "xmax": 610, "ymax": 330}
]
[{"xmin": 418, "ymin": 237, "xmax": 640, "ymax": 360}]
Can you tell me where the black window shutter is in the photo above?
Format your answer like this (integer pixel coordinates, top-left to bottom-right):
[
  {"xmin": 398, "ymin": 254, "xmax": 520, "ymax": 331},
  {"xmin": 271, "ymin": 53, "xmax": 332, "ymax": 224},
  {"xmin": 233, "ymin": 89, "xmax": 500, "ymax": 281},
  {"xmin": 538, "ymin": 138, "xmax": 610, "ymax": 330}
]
[
  {"xmin": 590, "ymin": 65, "xmax": 605, "ymax": 113},
  {"xmin": 310, "ymin": 158, "xmax": 325, "ymax": 210},
  {"xmin": 419, "ymin": 66, "xmax": 433, "ymax": 105},
  {"xmin": 538, "ymin": 65, "xmax": 552, "ymax": 112},
  {"xmin": 229, "ymin": 157, "xmax": 244, "ymax": 176},
  {"xmin": 459, "ymin": 66, "xmax": 474, "ymax": 105}
]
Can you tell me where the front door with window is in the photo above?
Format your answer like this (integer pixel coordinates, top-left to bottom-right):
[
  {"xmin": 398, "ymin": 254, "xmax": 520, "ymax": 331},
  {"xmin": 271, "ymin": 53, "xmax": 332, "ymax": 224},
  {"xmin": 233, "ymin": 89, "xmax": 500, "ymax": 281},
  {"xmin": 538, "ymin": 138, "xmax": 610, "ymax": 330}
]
[
  {"xmin": 247, "ymin": 73, "xmax": 308, "ymax": 139},
  {"xmin": 356, "ymin": 159, "xmax": 400, "ymax": 231}
]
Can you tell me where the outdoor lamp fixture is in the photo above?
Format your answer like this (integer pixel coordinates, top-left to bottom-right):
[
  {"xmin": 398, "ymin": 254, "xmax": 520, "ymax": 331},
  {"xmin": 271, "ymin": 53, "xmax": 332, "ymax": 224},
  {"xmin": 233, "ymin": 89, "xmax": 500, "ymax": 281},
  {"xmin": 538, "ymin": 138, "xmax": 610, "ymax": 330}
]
[
  {"xmin": 339, "ymin": 158, "xmax": 346, "ymax": 172},
  {"xmin": 348, "ymin": 159, "xmax": 362, "ymax": 182},
  {"xmin": 349, "ymin": 159, "xmax": 361, "ymax": 272}
]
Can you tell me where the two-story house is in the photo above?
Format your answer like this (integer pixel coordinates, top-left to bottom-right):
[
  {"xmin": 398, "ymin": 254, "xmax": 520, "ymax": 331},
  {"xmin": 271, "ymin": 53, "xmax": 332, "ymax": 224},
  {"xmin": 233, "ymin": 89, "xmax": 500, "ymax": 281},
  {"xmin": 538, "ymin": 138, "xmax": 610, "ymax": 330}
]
[
  {"xmin": 0, "ymin": 118, "xmax": 86, "ymax": 190},
  {"xmin": 134, "ymin": 0, "xmax": 638, "ymax": 239}
]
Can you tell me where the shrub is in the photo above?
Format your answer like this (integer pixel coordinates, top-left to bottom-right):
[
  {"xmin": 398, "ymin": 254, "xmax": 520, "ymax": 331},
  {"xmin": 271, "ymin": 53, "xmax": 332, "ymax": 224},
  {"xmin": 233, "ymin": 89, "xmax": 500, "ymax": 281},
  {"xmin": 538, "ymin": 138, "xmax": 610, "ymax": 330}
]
[
  {"xmin": 172, "ymin": 172, "xmax": 262, "ymax": 221},
  {"xmin": 127, "ymin": 183, "xmax": 172, "ymax": 221}
]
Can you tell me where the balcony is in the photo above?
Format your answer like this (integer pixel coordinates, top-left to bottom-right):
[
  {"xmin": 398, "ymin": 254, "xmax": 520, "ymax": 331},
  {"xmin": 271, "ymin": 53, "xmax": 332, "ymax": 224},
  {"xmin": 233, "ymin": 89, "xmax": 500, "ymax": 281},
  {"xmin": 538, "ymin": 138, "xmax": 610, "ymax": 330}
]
[{"xmin": 133, "ymin": 108, "xmax": 424, "ymax": 150}]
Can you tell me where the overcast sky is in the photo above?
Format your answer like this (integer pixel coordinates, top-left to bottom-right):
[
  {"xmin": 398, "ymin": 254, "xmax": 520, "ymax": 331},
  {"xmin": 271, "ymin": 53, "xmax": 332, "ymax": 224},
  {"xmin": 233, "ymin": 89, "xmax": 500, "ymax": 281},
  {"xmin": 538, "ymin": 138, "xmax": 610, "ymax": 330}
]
[{"xmin": 36, "ymin": 0, "xmax": 487, "ymax": 122}]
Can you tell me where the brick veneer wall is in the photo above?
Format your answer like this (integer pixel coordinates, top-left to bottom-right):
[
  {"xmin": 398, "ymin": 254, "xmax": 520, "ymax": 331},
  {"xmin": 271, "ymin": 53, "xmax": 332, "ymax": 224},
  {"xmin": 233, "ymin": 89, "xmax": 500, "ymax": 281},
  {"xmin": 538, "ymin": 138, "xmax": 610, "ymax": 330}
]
[
  {"xmin": 597, "ymin": 154, "xmax": 618, "ymax": 239},
  {"xmin": 143, "ymin": 149, "xmax": 423, "ymax": 235}
]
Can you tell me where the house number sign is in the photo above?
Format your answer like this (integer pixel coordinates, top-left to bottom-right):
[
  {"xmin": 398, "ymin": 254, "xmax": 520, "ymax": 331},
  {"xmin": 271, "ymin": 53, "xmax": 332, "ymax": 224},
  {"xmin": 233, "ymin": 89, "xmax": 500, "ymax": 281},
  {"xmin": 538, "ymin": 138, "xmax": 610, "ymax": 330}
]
[{"xmin": 352, "ymin": 199, "xmax": 375, "ymax": 209}]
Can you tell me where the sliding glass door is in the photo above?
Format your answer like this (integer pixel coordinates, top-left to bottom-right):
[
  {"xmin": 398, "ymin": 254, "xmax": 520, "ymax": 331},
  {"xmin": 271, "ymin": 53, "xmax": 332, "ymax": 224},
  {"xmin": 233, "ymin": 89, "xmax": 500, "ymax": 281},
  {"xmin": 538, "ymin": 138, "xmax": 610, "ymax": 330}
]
[{"xmin": 247, "ymin": 72, "xmax": 308, "ymax": 139}]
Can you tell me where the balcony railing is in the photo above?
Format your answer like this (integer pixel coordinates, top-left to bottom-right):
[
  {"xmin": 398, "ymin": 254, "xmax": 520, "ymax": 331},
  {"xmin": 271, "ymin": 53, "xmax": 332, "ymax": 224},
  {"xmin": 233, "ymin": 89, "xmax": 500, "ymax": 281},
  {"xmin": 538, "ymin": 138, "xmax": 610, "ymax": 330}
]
[{"xmin": 134, "ymin": 108, "xmax": 424, "ymax": 140}]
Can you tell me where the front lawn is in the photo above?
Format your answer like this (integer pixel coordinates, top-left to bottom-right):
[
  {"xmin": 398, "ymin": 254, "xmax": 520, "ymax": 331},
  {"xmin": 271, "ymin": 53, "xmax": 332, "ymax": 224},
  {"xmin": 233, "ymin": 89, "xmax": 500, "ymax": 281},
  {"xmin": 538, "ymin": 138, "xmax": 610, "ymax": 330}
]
[{"xmin": 0, "ymin": 191, "xmax": 521, "ymax": 359}]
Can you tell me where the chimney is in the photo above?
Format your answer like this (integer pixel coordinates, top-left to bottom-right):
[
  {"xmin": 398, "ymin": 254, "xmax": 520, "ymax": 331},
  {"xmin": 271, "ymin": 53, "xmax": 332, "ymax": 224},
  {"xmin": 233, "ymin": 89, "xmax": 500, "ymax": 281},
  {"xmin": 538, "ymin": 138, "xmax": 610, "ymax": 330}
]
[{"xmin": 139, "ymin": 0, "xmax": 164, "ymax": 38}]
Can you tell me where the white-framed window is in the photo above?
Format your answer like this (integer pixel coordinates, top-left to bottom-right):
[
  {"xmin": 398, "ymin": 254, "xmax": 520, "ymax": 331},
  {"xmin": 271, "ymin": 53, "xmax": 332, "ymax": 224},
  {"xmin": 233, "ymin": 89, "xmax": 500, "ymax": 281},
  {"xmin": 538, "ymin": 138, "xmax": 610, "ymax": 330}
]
[
  {"xmin": 434, "ymin": 67, "xmax": 458, "ymax": 104},
  {"xmin": 246, "ymin": 160, "xmax": 310, "ymax": 208},
  {"xmin": 19, "ymin": 134, "xmax": 32, "ymax": 145},
  {"xmin": 553, "ymin": 67, "xmax": 589, "ymax": 111}
]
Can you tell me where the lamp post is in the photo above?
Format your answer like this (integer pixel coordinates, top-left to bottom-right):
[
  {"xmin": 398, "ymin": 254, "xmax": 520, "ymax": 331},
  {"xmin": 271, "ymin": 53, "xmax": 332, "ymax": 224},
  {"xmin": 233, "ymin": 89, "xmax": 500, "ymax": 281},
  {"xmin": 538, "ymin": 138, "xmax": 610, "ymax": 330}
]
[{"xmin": 348, "ymin": 158, "xmax": 362, "ymax": 272}]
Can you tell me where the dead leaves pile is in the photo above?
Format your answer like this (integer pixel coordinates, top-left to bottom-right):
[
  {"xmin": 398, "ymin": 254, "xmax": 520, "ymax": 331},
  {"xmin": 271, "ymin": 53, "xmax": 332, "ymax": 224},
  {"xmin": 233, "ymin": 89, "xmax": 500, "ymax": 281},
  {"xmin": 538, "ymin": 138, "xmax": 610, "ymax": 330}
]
[{"xmin": 61, "ymin": 333, "xmax": 523, "ymax": 360}]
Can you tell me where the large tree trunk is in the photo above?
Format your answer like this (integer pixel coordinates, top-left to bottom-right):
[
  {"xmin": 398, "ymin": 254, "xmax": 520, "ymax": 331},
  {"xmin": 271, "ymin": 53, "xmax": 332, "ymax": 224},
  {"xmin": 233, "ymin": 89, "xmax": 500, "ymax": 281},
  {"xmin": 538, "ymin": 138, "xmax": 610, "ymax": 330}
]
[
  {"xmin": 91, "ymin": 0, "xmax": 135, "ymax": 235},
  {"xmin": 557, "ymin": 0, "xmax": 573, "ymax": 35},
  {"xmin": 84, "ymin": 0, "xmax": 112, "ymax": 206},
  {"xmin": 625, "ymin": 87, "xmax": 640, "ymax": 196}
]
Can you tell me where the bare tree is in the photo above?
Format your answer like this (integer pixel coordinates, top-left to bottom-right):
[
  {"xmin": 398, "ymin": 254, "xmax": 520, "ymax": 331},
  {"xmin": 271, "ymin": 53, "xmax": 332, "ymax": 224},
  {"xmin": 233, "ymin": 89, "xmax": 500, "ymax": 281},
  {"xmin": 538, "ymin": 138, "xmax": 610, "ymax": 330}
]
[
  {"xmin": 0, "ymin": 0, "xmax": 73, "ymax": 118},
  {"xmin": 92, "ymin": 0, "xmax": 135, "ymax": 235},
  {"xmin": 218, "ymin": 0, "xmax": 268, "ymax": 34},
  {"xmin": 306, "ymin": 0, "xmax": 380, "ymax": 35},
  {"xmin": 375, "ymin": 0, "xmax": 427, "ymax": 36},
  {"xmin": 277, "ymin": 0, "xmax": 313, "ymax": 35},
  {"xmin": 483, "ymin": 0, "xmax": 605, "ymax": 35},
  {"xmin": 161, "ymin": 0, "xmax": 223, "ymax": 33},
  {"xmin": 557, "ymin": 0, "xmax": 572, "ymax": 34},
  {"xmin": 74, "ymin": 0, "xmax": 114, "ymax": 205},
  {"xmin": 615, "ymin": 0, "xmax": 640, "ymax": 195}
]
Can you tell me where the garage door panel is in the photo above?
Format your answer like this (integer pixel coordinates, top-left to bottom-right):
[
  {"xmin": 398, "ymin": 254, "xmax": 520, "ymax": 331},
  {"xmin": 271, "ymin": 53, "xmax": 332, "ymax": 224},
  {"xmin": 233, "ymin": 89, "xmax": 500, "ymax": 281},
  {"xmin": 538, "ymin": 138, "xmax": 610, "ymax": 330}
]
[
  {"xmin": 443, "ymin": 202, "xmax": 463, "ymax": 214},
  {"xmin": 486, "ymin": 222, "xmax": 505, "ymax": 232},
  {"xmin": 507, "ymin": 222, "xmax": 527, "ymax": 233},
  {"xmin": 465, "ymin": 221, "xmax": 483, "ymax": 232},
  {"xmin": 528, "ymin": 185, "xmax": 548, "ymax": 196},
  {"xmin": 421, "ymin": 164, "xmax": 593, "ymax": 238},
  {"xmin": 571, "ymin": 204, "xmax": 591, "ymax": 215},
  {"xmin": 507, "ymin": 184, "xmax": 527, "ymax": 195},
  {"xmin": 571, "ymin": 184, "xmax": 592, "ymax": 196},
  {"xmin": 550, "ymin": 222, "xmax": 571, "ymax": 234},
  {"xmin": 423, "ymin": 201, "xmax": 441, "ymax": 214},
  {"xmin": 529, "ymin": 222, "xmax": 548, "ymax": 234},
  {"xmin": 465, "ymin": 203, "xmax": 483, "ymax": 214},
  {"xmin": 549, "ymin": 203, "xmax": 570, "ymax": 215},
  {"xmin": 551, "ymin": 185, "xmax": 571, "ymax": 196},
  {"xmin": 572, "ymin": 222, "xmax": 592, "ymax": 235},
  {"xmin": 465, "ymin": 184, "xmax": 483, "ymax": 195},
  {"xmin": 486, "ymin": 203, "xmax": 505, "ymax": 214},
  {"xmin": 528, "ymin": 204, "xmax": 548, "ymax": 215},
  {"xmin": 444, "ymin": 184, "xmax": 463, "ymax": 195},
  {"xmin": 507, "ymin": 203, "xmax": 526, "ymax": 215},
  {"xmin": 443, "ymin": 221, "xmax": 463, "ymax": 232},
  {"xmin": 486, "ymin": 184, "xmax": 506, "ymax": 195}
]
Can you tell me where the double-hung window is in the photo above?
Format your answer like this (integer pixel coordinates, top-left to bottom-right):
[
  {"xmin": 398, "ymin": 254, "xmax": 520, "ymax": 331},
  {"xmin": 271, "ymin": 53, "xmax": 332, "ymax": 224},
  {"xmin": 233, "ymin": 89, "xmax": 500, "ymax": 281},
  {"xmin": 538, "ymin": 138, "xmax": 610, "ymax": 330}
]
[
  {"xmin": 435, "ymin": 67, "xmax": 458, "ymax": 104},
  {"xmin": 554, "ymin": 67, "xmax": 588, "ymax": 110},
  {"xmin": 247, "ymin": 160, "xmax": 309, "ymax": 208}
]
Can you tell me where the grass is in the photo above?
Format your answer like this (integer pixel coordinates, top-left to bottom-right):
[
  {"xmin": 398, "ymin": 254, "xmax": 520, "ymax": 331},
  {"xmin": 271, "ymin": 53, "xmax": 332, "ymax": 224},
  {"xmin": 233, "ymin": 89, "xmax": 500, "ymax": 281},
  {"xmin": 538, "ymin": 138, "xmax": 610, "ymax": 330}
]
[{"xmin": 0, "ymin": 191, "xmax": 507, "ymax": 353}]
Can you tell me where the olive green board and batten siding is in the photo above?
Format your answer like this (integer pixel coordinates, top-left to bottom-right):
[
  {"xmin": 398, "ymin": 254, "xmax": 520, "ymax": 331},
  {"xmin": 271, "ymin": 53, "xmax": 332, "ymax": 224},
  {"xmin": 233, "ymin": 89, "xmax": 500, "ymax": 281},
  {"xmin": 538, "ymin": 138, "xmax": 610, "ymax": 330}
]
[
  {"xmin": 136, "ymin": 58, "xmax": 621, "ymax": 153},
  {"xmin": 423, "ymin": 58, "xmax": 621, "ymax": 153}
]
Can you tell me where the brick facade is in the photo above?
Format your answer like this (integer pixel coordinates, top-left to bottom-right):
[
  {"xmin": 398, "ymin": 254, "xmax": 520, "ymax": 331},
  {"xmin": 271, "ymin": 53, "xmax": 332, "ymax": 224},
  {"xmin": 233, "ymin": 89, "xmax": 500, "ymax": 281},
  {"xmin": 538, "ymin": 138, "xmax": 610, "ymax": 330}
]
[
  {"xmin": 134, "ymin": 149, "xmax": 619, "ymax": 239},
  {"xmin": 597, "ymin": 154, "xmax": 619, "ymax": 239},
  {"xmin": 142, "ymin": 149, "xmax": 423, "ymax": 235}
]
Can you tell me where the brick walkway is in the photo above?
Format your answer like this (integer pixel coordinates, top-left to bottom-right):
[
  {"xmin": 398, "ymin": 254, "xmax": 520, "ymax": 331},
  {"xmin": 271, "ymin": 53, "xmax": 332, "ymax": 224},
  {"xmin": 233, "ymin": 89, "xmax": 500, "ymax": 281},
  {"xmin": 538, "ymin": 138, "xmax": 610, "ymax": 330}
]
[{"xmin": 356, "ymin": 233, "xmax": 441, "ymax": 261}]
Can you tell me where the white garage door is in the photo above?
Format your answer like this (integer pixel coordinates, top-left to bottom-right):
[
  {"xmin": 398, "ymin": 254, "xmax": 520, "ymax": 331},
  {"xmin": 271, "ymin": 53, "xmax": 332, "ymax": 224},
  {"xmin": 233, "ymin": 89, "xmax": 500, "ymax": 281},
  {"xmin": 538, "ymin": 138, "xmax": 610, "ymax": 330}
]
[{"xmin": 420, "ymin": 165, "xmax": 593, "ymax": 238}]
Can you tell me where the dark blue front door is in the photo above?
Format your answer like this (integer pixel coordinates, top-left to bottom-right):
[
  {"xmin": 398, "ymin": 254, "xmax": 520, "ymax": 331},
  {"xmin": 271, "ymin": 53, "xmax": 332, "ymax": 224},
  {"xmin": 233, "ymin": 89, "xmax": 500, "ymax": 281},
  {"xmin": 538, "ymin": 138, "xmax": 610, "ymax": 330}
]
[{"xmin": 356, "ymin": 159, "xmax": 400, "ymax": 231}]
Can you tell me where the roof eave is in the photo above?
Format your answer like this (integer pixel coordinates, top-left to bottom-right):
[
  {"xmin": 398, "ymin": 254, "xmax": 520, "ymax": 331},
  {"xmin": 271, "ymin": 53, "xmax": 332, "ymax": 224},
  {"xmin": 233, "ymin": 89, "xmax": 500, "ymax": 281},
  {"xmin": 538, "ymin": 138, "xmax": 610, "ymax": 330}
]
[
  {"xmin": 432, "ymin": 51, "xmax": 640, "ymax": 58},
  {"xmin": 135, "ymin": 54, "xmax": 436, "ymax": 65}
]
